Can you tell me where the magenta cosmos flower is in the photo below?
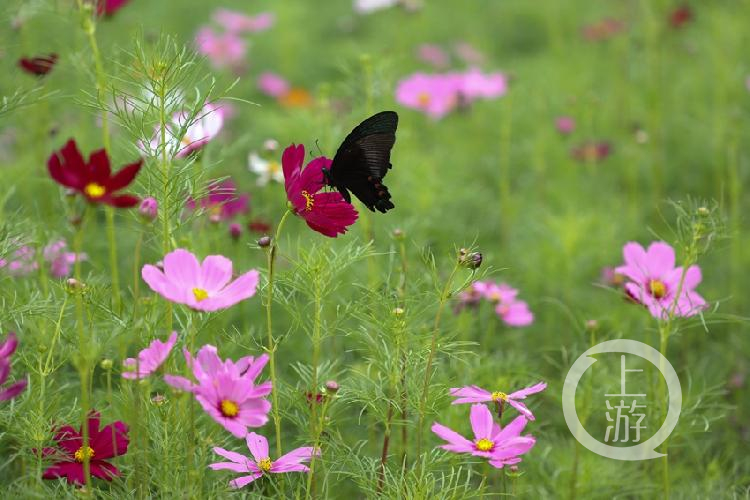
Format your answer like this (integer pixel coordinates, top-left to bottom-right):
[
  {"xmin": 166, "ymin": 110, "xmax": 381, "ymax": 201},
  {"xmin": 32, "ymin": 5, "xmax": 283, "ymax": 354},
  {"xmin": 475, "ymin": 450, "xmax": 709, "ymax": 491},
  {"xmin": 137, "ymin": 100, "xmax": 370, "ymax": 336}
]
[
  {"xmin": 165, "ymin": 345, "xmax": 271, "ymax": 437},
  {"xmin": 141, "ymin": 249, "xmax": 259, "ymax": 312},
  {"xmin": 122, "ymin": 331, "xmax": 178, "ymax": 380},
  {"xmin": 282, "ymin": 144, "xmax": 358, "ymax": 237},
  {"xmin": 615, "ymin": 241, "xmax": 706, "ymax": 319},
  {"xmin": 42, "ymin": 411, "xmax": 129, "ymax": 485},
  {"xmin": 0, "ymin": 332, "xmax": 27, "ymax": 401},
  {"xmin": 450, "ymin": 382, "xmax": 547, "ymax": 421},
  {"xmin": 210, "ymin": 432, "xmax": 319, "ymax": 488},
  {"xmin": 257, "ymin": 72, "xmax": 291, "ymax": 98},
  {"xmin": 43, "ymin": 240, "xmax": 87, "ymax": 278},
  {"xmin": 48, "ymin": 139, "xmax": 142, "ymax": 208},
  {"xmin": 432, "ymin": 404, "xmax": 536, "ymax": 469},
  {"xmin": 186, "ymin": 179, "xmax": 250, "ymax": 222}
]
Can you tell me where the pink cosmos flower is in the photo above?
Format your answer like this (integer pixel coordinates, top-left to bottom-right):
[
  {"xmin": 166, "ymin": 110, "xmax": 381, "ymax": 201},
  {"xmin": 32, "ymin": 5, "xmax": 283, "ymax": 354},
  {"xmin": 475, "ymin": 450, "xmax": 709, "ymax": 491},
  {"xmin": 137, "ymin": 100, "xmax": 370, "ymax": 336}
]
[
  {"xmin": 453, "ymin": 41, "xmax": 485, "ymax": 66},
  {"xmin": 210, "ymin": 432, "xmax": 320, "ymax": 488},
  {"xmin": 431, "ymin": 404, "xmax": 536, "ymax": 469},
  {"xmin": 0, "ymin": 245, "xmax": 38, "ymax": 276},
  {"xmin": 396, "ymin": 73, "xmax": 459, "ymax": 119},
  {"xmin": 417, "ymin": 44, "xmax": 450, "ymax": 69},
  {"xmin": 213, "ymin": 10, "xmax": 274, "ymax": 34},
  {"xmin": 164, "ymin": 345, "xmax": 271, "ymax": 437},
  {"xmin": 141, "ymin": 249, "xmax": 259, "ymax": 312},
  {"xmin": 143, "ymin": 103, "xmax": 225, "ymax": 159},
  {"xmin": 615, "ymin": 241, "xmax": 707, "ymax": 319},
  {"xmin": 555, "ymin": 116, "xmax": 575, "ymax": 135},
  {"xmin": 1, "ymin": 332, "xmax": 27, "ymax": 401},
  {"xmin": 450, "ymin": 382, "xmax": 547, "ymax": 420},
  {"xmin": 473, "ymin": 281, "xmax": 534, "ymax": 327},
  {"xmin": 186, "ymin": 179, "xmax": 250, "ymax": 222},
  {"xmin": 195, "ymin": 27, "xmax": 247, "ymax": 71},
  {"xmin": 122, "ymin": 332, "xmax": 178, "ymax": 380},
  {"xmin": 457, "ymin": 68, "xmax": 507, "ymax": 100},
  {"xmin": 43, "ymin": 240, "xmax": 87, "ymax": 278},
  {"xmin": 282, "ymin": 144, "xmax": 358, "ymax": 237},
  {"xmin": 257, "ymin": 72, "xmax": 290, "ymax": 98}
]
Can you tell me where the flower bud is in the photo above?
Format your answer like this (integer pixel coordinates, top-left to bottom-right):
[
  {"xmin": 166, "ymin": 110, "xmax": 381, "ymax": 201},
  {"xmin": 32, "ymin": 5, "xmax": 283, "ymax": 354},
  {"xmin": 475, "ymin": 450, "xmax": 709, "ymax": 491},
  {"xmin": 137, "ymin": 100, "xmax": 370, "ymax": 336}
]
[
  {"xmin": 65, "ymin": 278, "xmax": 85, "ymax": 294},
  {"xmin": 229, "ymin": 223, "xmax": 242, "ymax": 241},
  {"xmin": 697, "ymin": 206, "xmax": 709, "ymax": 217},
  {"xmin": 324, "ymin": 380, "xmax": 339, "ymax": 394},
  {"xmin": 392, "ymin": 228, "xmax": 405, "ymax": 240},
  {"xmin": 393, "ymin": 307, "xmax": 405, "ymax": 316},
  {"xmin": 151, "ymin": 394, "xmax": 168, "ymax": 406},
  {"xmin": 585, "ymin": 319, "xmax": 599, "ymax": 331},
  {"xmin": 263, "ymin": 139, "xmax": 279, "ymax": 152},
  {"xmin": 139, "ymin": 197, "xmax": 158, "ymax": 222},
  {"xmin": 257, "ymin": 236, "xmax": 271, "ymax": 248},
  {"xmin": 459, "ymin": 250, "xmax": 482, "ymax": 270},
  {"xmin": 100, "ymin": 359, "xmax": 113, "ymax": 371}
]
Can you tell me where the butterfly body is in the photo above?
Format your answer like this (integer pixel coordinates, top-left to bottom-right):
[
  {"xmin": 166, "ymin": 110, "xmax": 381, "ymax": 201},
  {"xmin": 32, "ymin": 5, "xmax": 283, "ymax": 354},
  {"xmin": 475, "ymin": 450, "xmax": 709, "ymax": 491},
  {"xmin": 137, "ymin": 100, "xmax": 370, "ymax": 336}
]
[{"xmin": 324, "ymin": 111, "xmax": 398, "ymax": 213}]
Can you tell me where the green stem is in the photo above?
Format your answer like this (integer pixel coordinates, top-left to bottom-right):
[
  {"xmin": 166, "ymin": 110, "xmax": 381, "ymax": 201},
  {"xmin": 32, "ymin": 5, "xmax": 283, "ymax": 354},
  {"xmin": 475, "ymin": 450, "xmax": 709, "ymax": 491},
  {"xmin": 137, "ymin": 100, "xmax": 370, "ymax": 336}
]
[
  {"xmin": 266, "ymin": 209, "xmax": 292, "ymax": 458},
  {"xmin": 415, "ymin": 261, "xmax": 461, "ymax": 457},
  {"xmin": 306, "ymin": 282, "xmax": 323, "ymax": 498}
]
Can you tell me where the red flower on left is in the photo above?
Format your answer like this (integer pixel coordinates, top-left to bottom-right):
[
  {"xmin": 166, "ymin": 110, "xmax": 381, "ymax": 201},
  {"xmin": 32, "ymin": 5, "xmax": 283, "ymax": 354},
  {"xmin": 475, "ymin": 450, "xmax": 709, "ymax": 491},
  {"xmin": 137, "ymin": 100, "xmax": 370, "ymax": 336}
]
[
  {"xmin": 18, "ymin": 54, "xmax": 58, "ymax": 76},
  {"xmin": 42, "ymin": 411, "xmax": 129, "ymax": 485},
  {"xmin": 48, "ymin": 139, "xmax": 142, "ymax": 208}
]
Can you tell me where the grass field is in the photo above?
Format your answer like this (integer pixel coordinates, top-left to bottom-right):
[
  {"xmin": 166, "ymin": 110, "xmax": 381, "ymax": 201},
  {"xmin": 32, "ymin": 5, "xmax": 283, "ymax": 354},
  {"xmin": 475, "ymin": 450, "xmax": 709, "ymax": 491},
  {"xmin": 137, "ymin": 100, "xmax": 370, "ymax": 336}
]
[{"xmin": 1, "ymin": 0, "xmax": 749, "ymax": 498}]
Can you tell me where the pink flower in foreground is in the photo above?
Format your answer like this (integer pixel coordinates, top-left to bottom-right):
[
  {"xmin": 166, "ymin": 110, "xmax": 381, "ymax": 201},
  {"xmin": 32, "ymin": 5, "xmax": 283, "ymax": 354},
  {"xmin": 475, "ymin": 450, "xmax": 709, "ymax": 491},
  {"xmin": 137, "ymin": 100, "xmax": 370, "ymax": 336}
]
[
  {"xmin": 432, "ymin": 404, "xmax": 536, "ymax": 469},
  {"xmin": 396, "ymin": 73, "xmax": 459, "ymax": 119},
  {"xmin": 196, "ymin": 27, "xmax": 247, "ymax": 70},
  {"xmin": 165, "ymin": 345, "xmax": 271, "ymax": 437},
  {"xmin": 43, "ymin": 240, "xmax": 87, "ymax": 278},
  {"xmin": 213, "ymin": 9, "xmax": 274, "ymax": 34},
  {"xmin": 615, "ymin": 241, "xmax": 707, "ymax": 319},
  {"xmin": 282, "ymin": 144, "xmax": 358, "ymax": 237},
  {"xmin": 555, "ymin": 116, "xmax": 575, "ymax": 135},
  {"xmin": 122, "ymin": 332, "xmax": 178, "ymax": 380},
  {"xmin": 210, "ymin": 432, "xmax": 319, "ymax": 488},
  {"xmin": 450, "ymin": 382, "xmax": 547, "ymax": 421},
  {"xmin": 141, "ymin": 249, "xmax": 259, "ymax": 312},
  {"xmin": 257, "ymin": 72, "xmax": 290, "ymax": 98},
  {"xmin": 186, "ymin": 179, "xmax": 250, "ymax": 222},
  {"xmin": 417, "ymin": 44, "xmax": 450, "ymax": 69},
  {"xmin": 0, "ymin": 332, "xmax": 27, "ymax": 401}
]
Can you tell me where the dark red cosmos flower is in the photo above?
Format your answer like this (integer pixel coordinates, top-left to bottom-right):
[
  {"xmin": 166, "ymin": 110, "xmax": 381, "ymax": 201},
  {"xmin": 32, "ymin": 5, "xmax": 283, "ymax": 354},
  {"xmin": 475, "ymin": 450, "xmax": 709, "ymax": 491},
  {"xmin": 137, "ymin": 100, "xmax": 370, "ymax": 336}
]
[
  {"xmin": 571, "ymin": 141, "xmax": 612, "ymax": 162},
  {"xmin": 669, "ymin": 5, "xmax": 692, "ymax": 28},
  {"xmin": 18, "ymin": 54, "xmax": 58, "ymax": 76},
  {"xmin": 96, "ymin": 0, "xmax": 131, "ymax": 16},
  {"xmin": 247, "ymin": 219, "xmax": 272, "ymax": 234},
  {"xmin": 42, "ymin": 411, "xmax": 129, "ymax": 485},
  {"xmin": 581, "ymin": 18, "xmax": 625, "ymax": 42},
  {"xmin": 48, "ymin": 139, "xmax": 142, "ymax": 208},
  {"xmin": 282, "ymin": 144, "xmax": 358, "ymax": 238}
]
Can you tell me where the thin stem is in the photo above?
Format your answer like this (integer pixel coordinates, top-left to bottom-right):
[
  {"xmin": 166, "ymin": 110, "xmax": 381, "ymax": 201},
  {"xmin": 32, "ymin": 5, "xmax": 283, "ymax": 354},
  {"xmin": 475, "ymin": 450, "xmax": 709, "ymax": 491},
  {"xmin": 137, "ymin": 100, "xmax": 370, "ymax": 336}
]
[
  {"xmin": 306, "ymin": 281, "xmax": 324, "ymax": 498},
  {"xmin": 265, "ymin": 209, "xmax": 292, "ymax": 458},
  {"xmin": 415, "ymin": 261, "xmax": 461, "ymax": 457}
]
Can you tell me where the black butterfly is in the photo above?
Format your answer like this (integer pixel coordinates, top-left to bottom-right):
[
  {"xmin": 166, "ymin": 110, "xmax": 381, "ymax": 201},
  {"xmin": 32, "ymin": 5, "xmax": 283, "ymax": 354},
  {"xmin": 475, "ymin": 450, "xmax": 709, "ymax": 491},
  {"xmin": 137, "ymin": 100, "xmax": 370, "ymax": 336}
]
[{"xmin": 322, "ymin": 111, "xmax": 398, "ymax": 213}]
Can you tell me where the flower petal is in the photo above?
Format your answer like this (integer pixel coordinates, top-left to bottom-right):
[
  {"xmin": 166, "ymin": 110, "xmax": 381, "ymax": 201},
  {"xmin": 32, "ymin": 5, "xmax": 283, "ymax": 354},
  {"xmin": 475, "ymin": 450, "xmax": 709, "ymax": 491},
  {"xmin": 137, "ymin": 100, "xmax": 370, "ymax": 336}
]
[{"xmin": 245, "ymin": 432, "xmax": 269, "ymax": 462}]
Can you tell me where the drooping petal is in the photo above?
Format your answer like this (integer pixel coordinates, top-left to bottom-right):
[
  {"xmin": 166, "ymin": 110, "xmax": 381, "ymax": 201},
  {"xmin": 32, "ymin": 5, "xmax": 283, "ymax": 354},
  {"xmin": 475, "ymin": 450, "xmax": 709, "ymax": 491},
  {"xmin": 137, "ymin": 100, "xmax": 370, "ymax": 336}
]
[
  {"xmin": 43, "ymin": 461, "xmax": 85, "ymax": 485},
  {"xmin": 212, "ymin": 446, "xmax": 250, "ymax": 466},
  {"xmin": 272, "ymin": 446, "xmax": 319, "ymax": 472},
  {"xmin": 0, "ymin": 379, "xmax": 27, "ymax": 400},
  {"xmin": 229, "ymin": 473, "xmax": 263, "ymax": 489},
  {"xmin": 508, "ymin": 381, "xmax": 547, "ymax": 400},
  {"xmin": 507, "ymin": 399, "xmax": 534, "ymax": 420},
  {"xmin": 449, "ymin": 385, "xmax": 492, "ymax": 405}
]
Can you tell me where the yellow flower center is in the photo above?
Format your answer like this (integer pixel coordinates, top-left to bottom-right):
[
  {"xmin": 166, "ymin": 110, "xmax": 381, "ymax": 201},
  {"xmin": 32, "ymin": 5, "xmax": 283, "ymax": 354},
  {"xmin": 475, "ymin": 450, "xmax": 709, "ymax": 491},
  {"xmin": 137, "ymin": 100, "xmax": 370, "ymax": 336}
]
[
  {"xmin": 491, "ymin": 391, "xmax": 508, "ymax": 402},
  {"xmin": 268, "ymin": 161, "xmax": 280, "ymax": 174},
  {"xmin": 417, "ymin": 92, "xmax": 431, "ymax": 106},
  {"xmin": 84, "ymin": 183, "xmax": 106, "ymax": 198},
  {"xmin": 220, "ymin": 399, "xmax": 240, "ymax": 417},
  {"xmin": 648, "ymin": 279, "xmax": 667, "ymax": 299},
  {"xmin": 475, "ymin": 438, "xmax": 494, "ymax": 452},
  {"xmin": 192, "ymin": 288, "xmax": 209, "ymax": 302},
  {"xmin": 257, "ymin": 457, "xmax": 272, "ymax": 472},
  {"xmin": 300, "ymin": 190, "xmax": 314, "ymax": 211},
  {"xmin": 181, "ymin": 135, "xmax": 192, "ymax": 147},
  {"xmin": 280, "ymin": 88, "xmax": 312, "ymax": 108},
  {"xmin": 74, "ymin": 446, "xmax": 95, "ymax": 463}
]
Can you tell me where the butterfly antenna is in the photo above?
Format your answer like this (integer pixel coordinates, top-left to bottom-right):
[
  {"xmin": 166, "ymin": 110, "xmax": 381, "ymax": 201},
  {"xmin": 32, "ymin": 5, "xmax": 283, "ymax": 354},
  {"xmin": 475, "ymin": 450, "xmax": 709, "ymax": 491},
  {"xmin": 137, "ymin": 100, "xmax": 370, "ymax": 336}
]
[{"xmin": 314, "ymin": 139, "xmax": 324, "ymax": 156}]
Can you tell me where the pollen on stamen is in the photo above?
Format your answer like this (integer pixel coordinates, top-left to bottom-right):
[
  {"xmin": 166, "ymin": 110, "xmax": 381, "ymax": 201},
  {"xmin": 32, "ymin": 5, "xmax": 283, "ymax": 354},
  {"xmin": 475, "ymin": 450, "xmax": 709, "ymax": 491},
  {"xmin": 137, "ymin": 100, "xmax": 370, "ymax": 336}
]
[
  {"xmin": 417, "ymin": 92, "xmax": 431, "ymax": 106},
  {"xmin": 74, "ymin": 446, "xmax": 95, "ymax": 463},
  {"xmin": 300, "ymin": 190, "xmax": 314, "ymax": 211},
  {"xmin": 648, "ymin": 279, "xmax": 667, "ymax": 299},
  {"xmin": 491, "ymin": 391, "xmax": 508, "ymax": 402},
  {"xmin": 192, "ymin": 288, "xmax": 209, "ymax": 302},
  {"xmin": 257, "ymin": 457, "xmax": 272, "ymax": 472},
  {"xmin": 220, "ymin": 399, "xmax": 240, "ymax": 417},
  {"xmin": 84, "ymin": 182, "xmax": 106, "ymax": 198},
  {"xmin": 475, "ymin": 438, "xmax": 494, "ymax": 452}
]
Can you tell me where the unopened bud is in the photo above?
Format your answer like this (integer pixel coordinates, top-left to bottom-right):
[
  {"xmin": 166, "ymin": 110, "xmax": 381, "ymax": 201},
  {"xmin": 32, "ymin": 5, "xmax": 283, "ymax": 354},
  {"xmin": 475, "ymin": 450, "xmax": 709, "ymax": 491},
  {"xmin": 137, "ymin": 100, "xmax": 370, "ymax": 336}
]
[
  {"xmin": 138, "ymin": 197, "xmax": 158, "ymax": 222},
  {"xmin": 459, "ymin": 250, "xmax": 482, "ymax": 270},
  {"xmin": 65, "ymin": 278, "xmax": 85, "ymax": 294},
  {"xmin": 151, "ymin": 394, "xmax": 168, "ymax": 406},
  {"xmin": 324, "ymin": 380, "xmax": 339, "ymax": 394},
  {"xmin": 263, "ymin": 139, "xmax": 279, "ymax": 152},
  {"xmin": 697, "ymin": 206, "xmax": 709, "ymax": 217},
  {"xmin": 100, "ymin": 359, "xmax": 113, "ymax": 370},
  {"xmin": 392, "ymin": 228, "xmax": 404, "ymax": 240},
  {"xmin": 393, "ymin": 307, "xmax": 405, "ymax": 316},
  {"xmin": 258, "ymin": 236, "xmax": 271, "ymax": 248},
  {"xmin": 229, "ymin": 223, "xmax": 242, "ymax": 241},
  {"xmin": 585, "ymin": 319, "xmax": 599, "ymax": 331}
]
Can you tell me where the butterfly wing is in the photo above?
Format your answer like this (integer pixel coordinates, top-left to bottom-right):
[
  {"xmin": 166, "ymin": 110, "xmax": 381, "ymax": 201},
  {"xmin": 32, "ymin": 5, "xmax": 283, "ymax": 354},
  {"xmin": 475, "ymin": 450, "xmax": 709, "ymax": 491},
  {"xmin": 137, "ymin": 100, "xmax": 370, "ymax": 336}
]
[{"xmin": 329, "ymin": 111, "xmax": 398, "ymax": 213}]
